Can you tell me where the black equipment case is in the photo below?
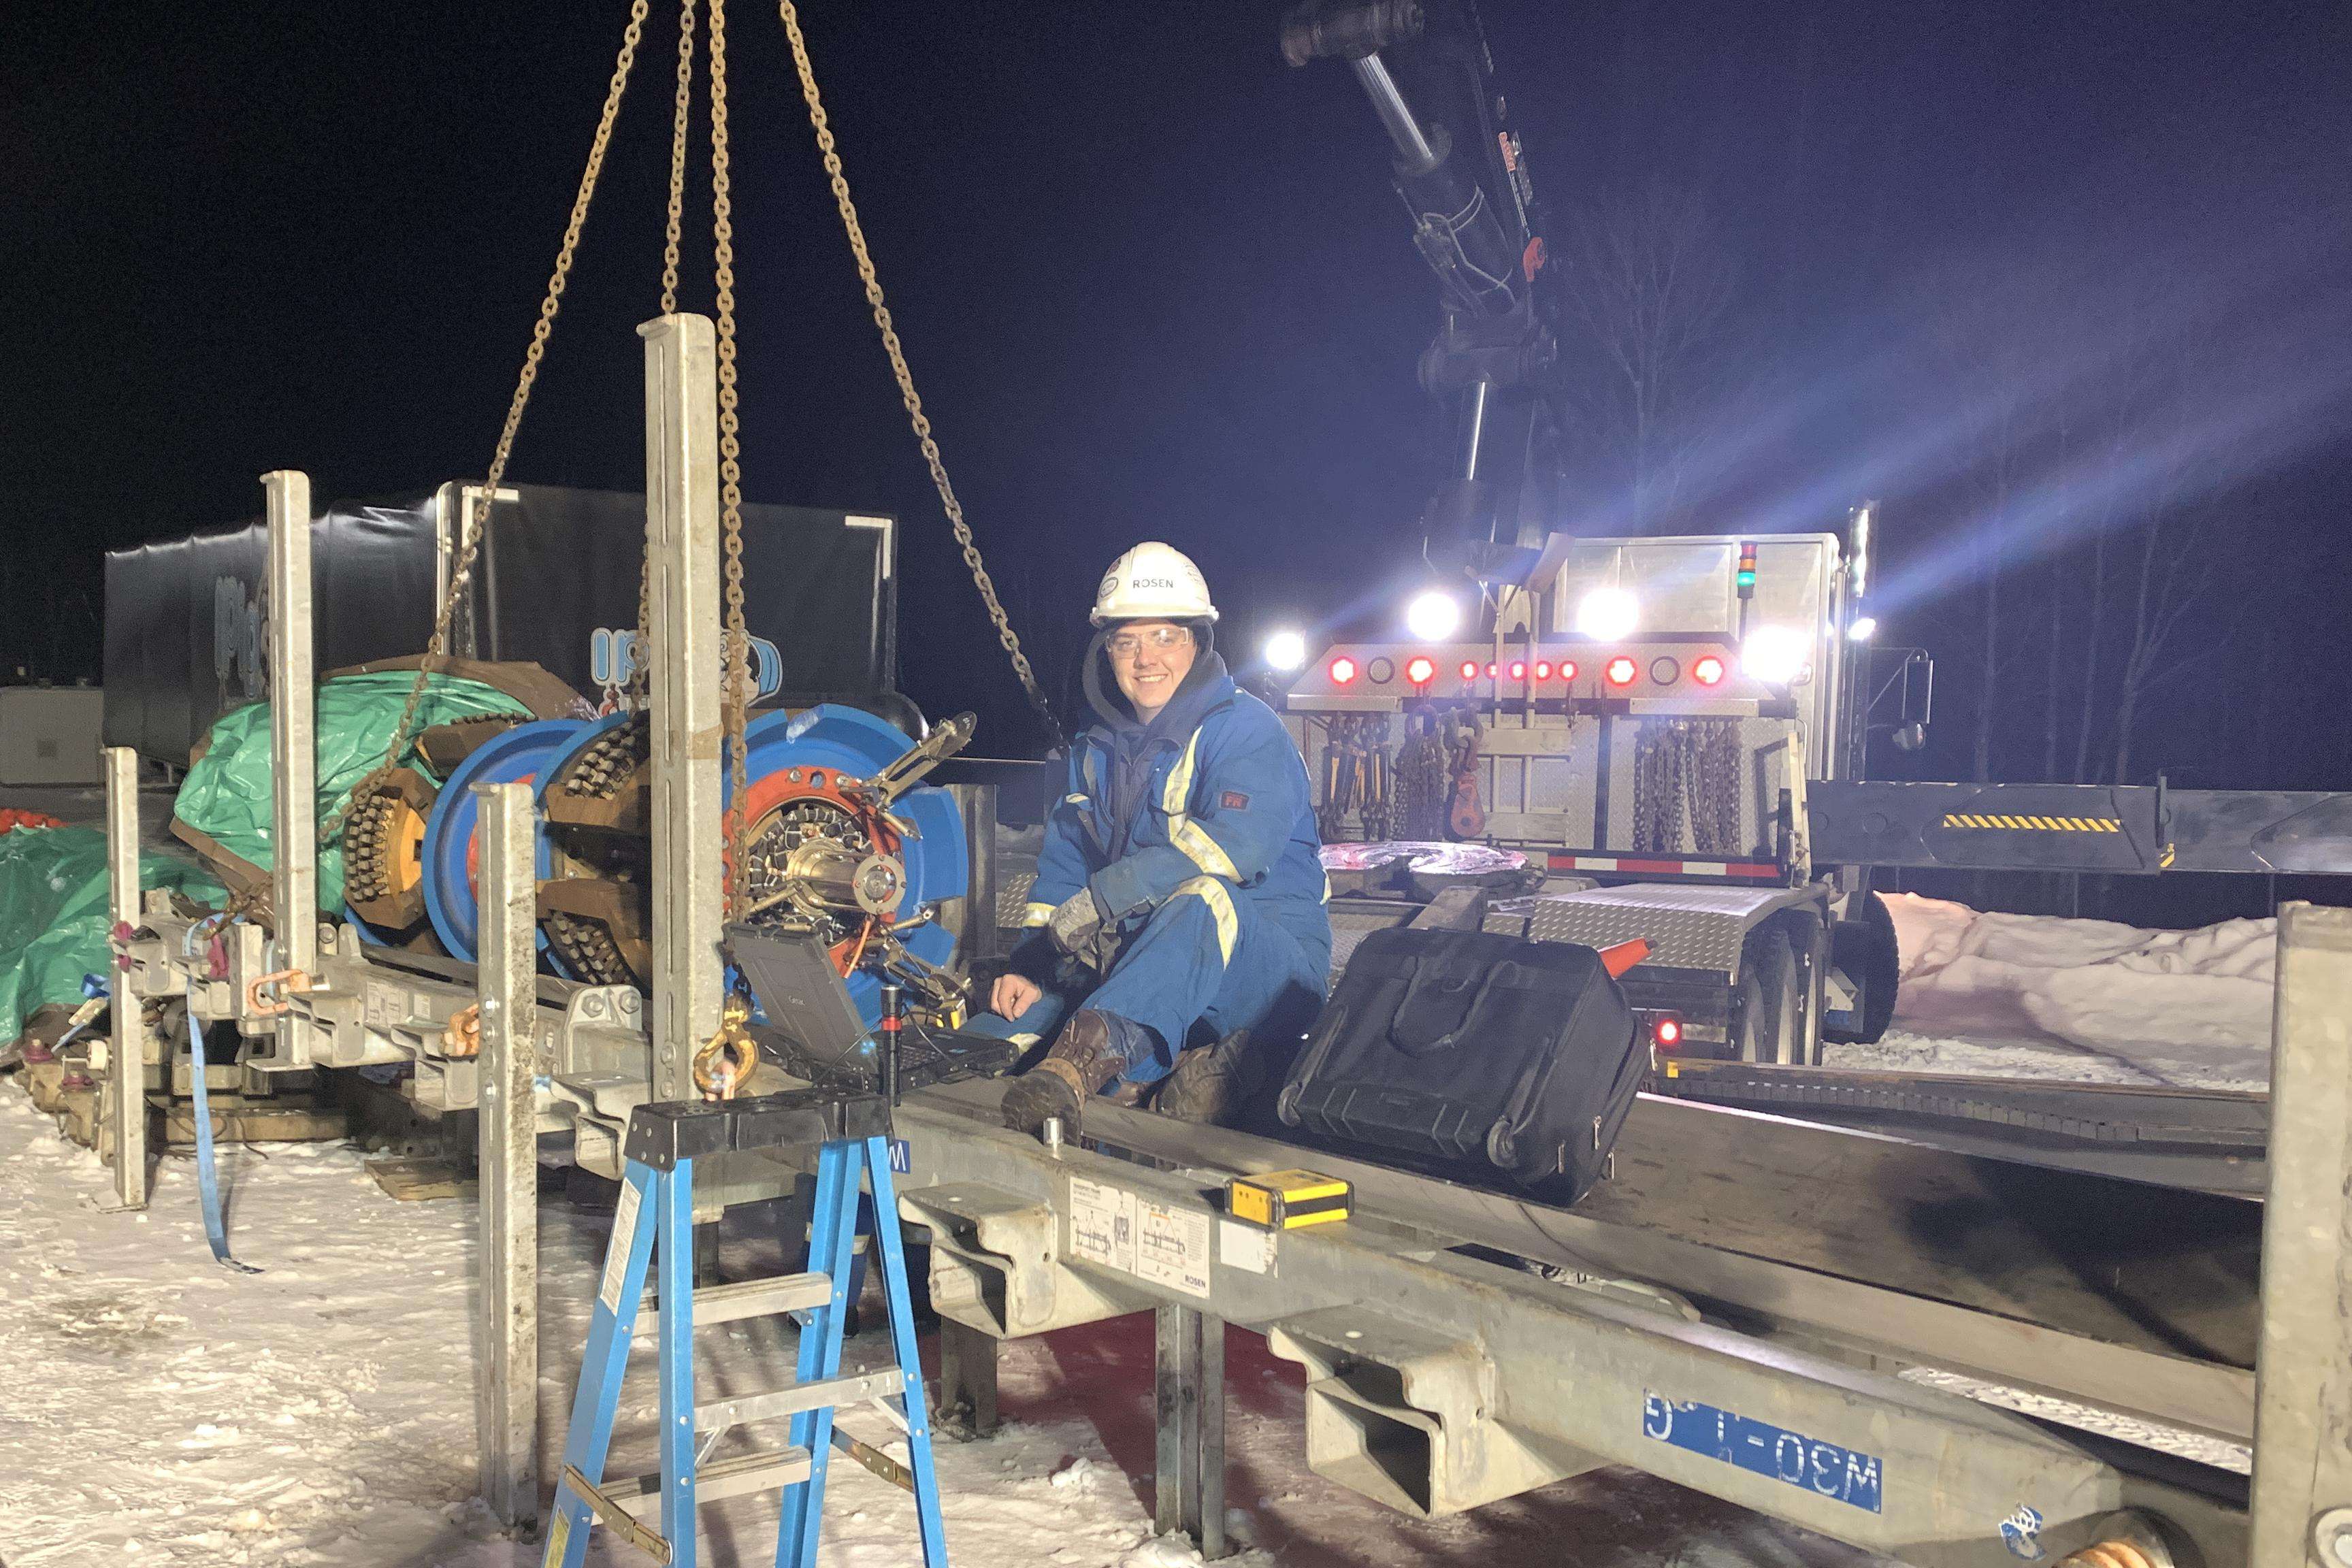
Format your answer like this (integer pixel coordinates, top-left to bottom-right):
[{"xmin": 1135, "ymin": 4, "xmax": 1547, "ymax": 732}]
[{"xmin": 1277, "ymin": 928, "xmax": 1644, "ymax": 1200}]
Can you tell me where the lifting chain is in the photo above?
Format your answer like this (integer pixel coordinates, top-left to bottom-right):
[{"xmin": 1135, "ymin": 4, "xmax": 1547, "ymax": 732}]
[
  {"xmin": 1394, "ymin": 712, "xmax": 1452, "ymax": 840},
  {"xmin": 777, "ymin": 0, "xmax": 1064, "ymax": 747},
  {"xmin": 709, "ymin": 0, "xmax": 753, "ymax": 919},
  {"xmin": 1633, "ymin": 719, "xmax": 1744, "ymax": 855},
  {"xmin": 324, "ymin": 0, "xmax": 655, "ymax": 847},
  {"xmin": 634, "ymin": 0, "xmax": 700, "ymax": 708},
  {"xmin": 1692, "ymin": 718, "xmax": 1744, "ymax": 854}
]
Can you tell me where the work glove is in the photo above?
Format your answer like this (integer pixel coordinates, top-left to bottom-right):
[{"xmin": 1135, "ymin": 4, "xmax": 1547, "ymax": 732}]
[{"xmin": 1045, "ymin": 887, "xmax": 1110, "ymax": 959}]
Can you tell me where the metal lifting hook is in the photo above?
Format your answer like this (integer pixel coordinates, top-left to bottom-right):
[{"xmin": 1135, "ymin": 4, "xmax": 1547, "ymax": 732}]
[{"xmin": 692, "ymin": 991, "xmax": 758, "ymax": 1101}]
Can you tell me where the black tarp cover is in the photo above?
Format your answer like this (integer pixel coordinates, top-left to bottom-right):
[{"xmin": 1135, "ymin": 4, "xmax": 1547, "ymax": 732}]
[{"xmin": 104, "ymin": 486, "xmax": 897, "ymax": 766}]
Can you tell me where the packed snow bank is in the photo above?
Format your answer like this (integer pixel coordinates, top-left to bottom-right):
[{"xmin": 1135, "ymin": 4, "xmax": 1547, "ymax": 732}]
[{"xmin": 1856, "ymin": 893, "xmax": 2274, "ymax": 1090}]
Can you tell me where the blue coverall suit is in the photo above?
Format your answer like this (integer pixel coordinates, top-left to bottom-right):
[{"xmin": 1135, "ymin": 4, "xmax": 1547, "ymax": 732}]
[{"xmin": 976, "ymin": 649, "xmax": 1332, "ymax": 1086}]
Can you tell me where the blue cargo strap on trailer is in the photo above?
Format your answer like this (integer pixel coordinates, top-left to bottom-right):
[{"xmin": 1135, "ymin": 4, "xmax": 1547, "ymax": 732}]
[{"xmin": 185, "ymin": 1003, "xmax": 262, "ymax": 1276}]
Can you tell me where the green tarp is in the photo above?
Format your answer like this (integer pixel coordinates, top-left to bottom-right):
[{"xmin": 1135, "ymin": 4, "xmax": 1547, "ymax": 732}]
[
  {"xmin": 171, "ymin": 671, "xmax": 532, "ymax": 911},
  {"xmin": 0, "ymin": 827, "xmax": 224, "ymax": 1044}
]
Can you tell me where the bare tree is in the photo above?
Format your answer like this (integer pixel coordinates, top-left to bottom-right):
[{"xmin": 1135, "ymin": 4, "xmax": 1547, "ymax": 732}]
[{"xmin": 1555, "ymin": 182, "xmax": 1740, "ymax": 530}]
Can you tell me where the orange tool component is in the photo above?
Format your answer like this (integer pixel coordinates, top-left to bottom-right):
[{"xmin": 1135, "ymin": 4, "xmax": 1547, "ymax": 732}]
[
  {"xmin": 1598, "ymin": 938, "xmax": 1650, "ymax": 978},
  {"xmin": 246, "ymin": 968, "xmax": 313, "ymax": 1017}
]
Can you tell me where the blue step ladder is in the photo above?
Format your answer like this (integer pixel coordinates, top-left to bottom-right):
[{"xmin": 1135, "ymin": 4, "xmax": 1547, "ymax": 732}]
[{"xmin": 543, "ymin": 1094, "xmax": 949, "ymax": 1568}]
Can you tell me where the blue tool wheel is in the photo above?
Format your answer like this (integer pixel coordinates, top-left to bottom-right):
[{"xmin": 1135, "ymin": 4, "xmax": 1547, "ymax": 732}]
[
  {"xmin": 729, "ymin": 705, "xmax": 968, "ymax": 1021},
  {"xmin": 421, "ymin": 719, "xmax": 583, "ymax": 964}
]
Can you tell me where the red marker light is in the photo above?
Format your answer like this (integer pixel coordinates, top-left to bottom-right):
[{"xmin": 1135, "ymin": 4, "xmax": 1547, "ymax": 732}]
[
  {"xmin": 1557, "ymin": 659, "xmax": 1578, "ymax": 682},
  {"xmin": 1693, "ymin": 655, "xmax": 1726, "ymax": 687},
  {"xmin": 1328, "ymin": 656, "xmax": 1358, "ymax": 685},
  {"xmin": 1508, "ymin": 659, "xmax": 1527, "ymax": 681},
  {"xmin": 1653, "ymin": 1015, "xmax": 1683, "ymax": 1048},
  {"xmin": 1458, "ymin": 659, "xmax": 1479, "ymax": 681},
  {"xmin": 1534, "ymin": 660, "xmax": 1553, "ymax": 680},
  {"xmin": 1606, "ymin": 656, "xmax": 1638, "ymax": 687},
  {"xmin": 1405, "ymin": 655, "xmax": 1436, "ymax": 685},
  {"xmin": 1485, "ymin": 661, "xmax": 1499, "ymax": 679}
]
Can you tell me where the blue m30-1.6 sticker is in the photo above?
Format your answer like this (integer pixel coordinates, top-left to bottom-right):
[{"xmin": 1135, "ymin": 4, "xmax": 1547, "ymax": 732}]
[{"xmin": 1643, "ymin": 1392, "xmax": 1884, "ymax": 1512}]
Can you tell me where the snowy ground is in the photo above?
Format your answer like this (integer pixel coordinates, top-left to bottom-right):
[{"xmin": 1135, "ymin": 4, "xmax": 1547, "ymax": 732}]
[
  {"xmin": 0, "ymin": 892, "xmax": 2273, "ymax": 1564},
  {"xmin": 1821, "ymin": 894, "xmax": 2274, "ymax": 1090},
  {"xmin": 0, "ymin": 1087, "xmax": 1867, "ymax": 1568}
]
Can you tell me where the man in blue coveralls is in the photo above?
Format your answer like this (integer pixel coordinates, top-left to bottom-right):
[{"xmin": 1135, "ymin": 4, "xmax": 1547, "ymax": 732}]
[{"xmin": 982, "ymin": 542, "xmax": 1332, "ymax": 1136}]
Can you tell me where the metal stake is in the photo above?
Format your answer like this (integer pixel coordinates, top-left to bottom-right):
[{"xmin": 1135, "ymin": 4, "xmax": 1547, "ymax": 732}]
[
  {"xmin": 935, "ymin": 1318, "xmax": 1000, "ymax": 1441},
  {"xmin": 640, "ymin": 314, "xmax": 724, "ymax": 1100},
  {"xmin": 1155, "ymin": 1303, "xmax": 1228, "ymax": 1559},
  {"xmin": 103, "ymin": 745, "xmax": 146, "ymax": 1210},
  {"xmin": 475, "ymin": 779, "xmax": 540, "ymax": 1530},
  {"xmin": 2250, "ymin": 902, "xmax": 2352, "ymax": 1568},
  {"xmin": 263, "ymin": 469, "xmax": 317, "ymax": 1066}
]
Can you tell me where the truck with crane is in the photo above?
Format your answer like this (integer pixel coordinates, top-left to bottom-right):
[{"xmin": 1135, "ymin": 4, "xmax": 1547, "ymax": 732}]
[{"xmin": 1265, "ymin": 0, "xmax": 2352, "ymax": 1069}]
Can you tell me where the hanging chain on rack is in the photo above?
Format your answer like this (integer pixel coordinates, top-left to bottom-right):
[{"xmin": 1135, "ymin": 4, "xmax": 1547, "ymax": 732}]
[
  {"xmin": 659, "ymin": 0, "xmax": 696, "ymax": 317},
  {"xmin": 324, "ymin": 0, "xmax": 654, "ymax": 846},
  {"xmin": 709, "ymin": 0, "xmax": 753, "ymax": 919},
  {"xmin": 776, "ymin": 0, "xmax": 1064, "ymax": 747},
  {"xmin": 635, "ymin": 0, "xmax": 700, "ymax": 708}
]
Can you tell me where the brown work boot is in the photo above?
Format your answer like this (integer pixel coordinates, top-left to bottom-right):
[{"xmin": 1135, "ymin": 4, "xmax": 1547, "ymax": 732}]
[
  {"xmin": 1001, "ymin": 1009, "xmax": 1132, "ymax": 1137},
  {"xmin": 1154, "ymin": 1030, "xmax": 1257, "ymax": 1127}
]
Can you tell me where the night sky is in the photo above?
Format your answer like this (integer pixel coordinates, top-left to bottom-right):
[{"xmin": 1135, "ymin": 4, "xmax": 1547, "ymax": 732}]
[{"xmin": 8, "ymin": 1, "xmax": 2349, "ymax": 802}]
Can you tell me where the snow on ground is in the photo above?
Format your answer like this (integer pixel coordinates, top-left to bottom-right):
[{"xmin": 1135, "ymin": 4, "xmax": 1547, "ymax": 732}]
[
  {"xmin": 0, "ymin": 1085, "xmax": 1868, "ymax": 1568},
  {"xmin": 1819, "ymin": 894, "xmax": 2274, "ymax": 1090}
]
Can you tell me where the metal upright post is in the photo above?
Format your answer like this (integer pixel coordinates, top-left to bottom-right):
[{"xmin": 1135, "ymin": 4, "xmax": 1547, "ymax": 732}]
[
  {"xmin": 263, "ymin": 469, "xmax": 318, "ymax": 1065},
  {"xmin": 1154, "ymin": 1303, "xmax": 1228, "ymax": 1559},
  {"xmin": 103, "ymin": 745, "xmax": 147, "ymax": 1210},
  {"xmin": 640, "ymin": 314, "xmax": 723, "ymax": 1100},
  {"xmin": 936, "ymin": 1318, "xmax": 1001, "ymax": 1440},
  {"xmin": 474, "ymin": 780, "xmax": 541, "ymax": 1530},
  {"xmin": 2250, "ymin": 902, "xmax": 2352, "ymax": 1568}
]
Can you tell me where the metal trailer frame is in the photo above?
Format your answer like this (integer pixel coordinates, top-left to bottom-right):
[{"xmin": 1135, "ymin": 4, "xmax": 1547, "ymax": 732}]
[{"xmin": 91, "ymin": 322, "xmax": 2352, "ymax": 1567}]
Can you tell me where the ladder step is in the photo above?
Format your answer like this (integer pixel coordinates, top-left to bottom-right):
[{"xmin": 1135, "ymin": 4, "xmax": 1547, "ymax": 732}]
[
  {"xmin": 696, "ymin": 1367, "xmax": 906, "ymax": 1431},
  {"xmin": 634, "ymin": 1272, "xmax": 834, "ymax": 1340},
  {"xmin": 610, "ymin": 1446, "xmax": 815, "ymax": 1516}
]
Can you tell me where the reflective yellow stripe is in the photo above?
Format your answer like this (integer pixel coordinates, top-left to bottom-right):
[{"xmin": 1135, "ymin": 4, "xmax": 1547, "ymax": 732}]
[
  {"xmin": 1162, "ymin": 729, "xmax": 1241, "ymax": 881},
  {"xmin": 1177, "ymin": 875, "xmax": 1239, "ymax": 964},
  {"xmin": 1022, "ymin": 901, "xmax": 1055, "ymax": 928},
  {"xmin": 1008, "ymin": 1032, "xmax": 1041, "ymax": 1048}
]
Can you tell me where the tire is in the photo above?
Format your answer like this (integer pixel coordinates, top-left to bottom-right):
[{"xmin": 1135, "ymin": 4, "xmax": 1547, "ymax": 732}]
[
  {"xmin": 1788, "ymin": 917, "xmax": 1829, "ymax": 1066},
  {"xmin": 1735, "ymin": 928, "xmax": 1802, "ymax": 1065},
  {"xmin": 1824, "ymin": 890, "xmax": 1901, "ymax": 1045}
]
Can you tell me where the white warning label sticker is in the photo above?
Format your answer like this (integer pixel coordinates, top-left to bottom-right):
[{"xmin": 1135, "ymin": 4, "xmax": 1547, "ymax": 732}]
[
  {"xmin": 1218, "ymin": 1218, "xmax": 1277, "ymax": 1276},
  {"xmin": 1068, "ymin": 1177, "xmax": 1135, "ymax": 1275},
  {"xmin": 1137, "ymin": 1203, "xmax": 1213, "ymax": 1298},
  {"xmin": 599, "ymin": 1179, "xmax": 642, "ymax": 1314}
]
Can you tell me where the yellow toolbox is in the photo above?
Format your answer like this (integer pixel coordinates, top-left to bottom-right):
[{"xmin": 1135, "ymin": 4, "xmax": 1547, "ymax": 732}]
[{"xmin": 1226, "ymin": 1169, "xmax": 1352, "ymax": 1231}]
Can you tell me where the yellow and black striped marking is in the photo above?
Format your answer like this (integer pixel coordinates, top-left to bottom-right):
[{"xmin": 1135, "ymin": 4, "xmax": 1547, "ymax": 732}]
[{"xmin": 1940, "ymin": 813, "xmax": 2124, "ymax": 832}]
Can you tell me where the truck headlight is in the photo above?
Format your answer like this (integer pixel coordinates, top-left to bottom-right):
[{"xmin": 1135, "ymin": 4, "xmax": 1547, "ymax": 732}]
[
  {"xmin": 1740, "ymin": 624, "xmax": 1811, "ymax": 685},
  {"xmin": 1262, "ymin": 630, "xmax": 1309, "ymax": 672},
  {"xmin": 1405, "ymin": 590, "xmax": 1461, "ymax": 641},
  {"xmin": 1575, "ymin": 588, "xmax": 1639, "ymax": 641}
]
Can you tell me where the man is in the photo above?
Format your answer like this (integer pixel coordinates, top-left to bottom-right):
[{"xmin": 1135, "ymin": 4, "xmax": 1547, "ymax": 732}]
[{"xmin": 980, "ymin": 542, "xmax": 1331, "ymax": 1136}]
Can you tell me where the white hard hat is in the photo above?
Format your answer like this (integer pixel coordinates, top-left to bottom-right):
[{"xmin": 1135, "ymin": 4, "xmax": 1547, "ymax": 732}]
[{"xmin": 1090, "ymin": 542, "xmax": 1218, "ymax": 625}]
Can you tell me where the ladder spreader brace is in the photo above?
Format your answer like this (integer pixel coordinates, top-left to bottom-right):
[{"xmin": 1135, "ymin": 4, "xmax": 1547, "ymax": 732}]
[{"xmin": 544, "ymin": 1088, "xmax": 949, "ymax": 1568}]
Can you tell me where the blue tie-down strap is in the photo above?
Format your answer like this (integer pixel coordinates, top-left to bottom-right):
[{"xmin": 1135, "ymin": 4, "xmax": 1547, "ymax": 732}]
[{"xmin": 184, "ymin": 1011, "xmax": 262, "ymax": 1275}]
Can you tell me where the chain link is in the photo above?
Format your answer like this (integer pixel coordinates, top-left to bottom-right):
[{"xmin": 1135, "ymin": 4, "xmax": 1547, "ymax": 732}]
[
  {"xmin": 636, "ymin": 0, "xmax": 698, "ymax": 708},
  {"xmin": 660, "ymin": 0, "xmax": 697, "ymax": 317},
  {"xmin": 776, "ymin": 0, "xmax": 1064, "ymax": 747},
  {"xmin": 710, "ymin": 0, "xmax": 753, "ymax": 919},
  {"xmin": 325, "ymin": 0, "xmax": 653, "ymax": 847}
]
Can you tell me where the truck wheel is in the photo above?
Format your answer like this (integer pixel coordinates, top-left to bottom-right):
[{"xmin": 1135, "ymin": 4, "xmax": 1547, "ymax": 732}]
[
  {"xmin": 1789, "ymin": 917, "xmax": 1829, "ymax": 1066},
  {"xmin": 1735, "ymin": 929, "xmax": 1802, "ymax": 1065},
  {"xmin": 1824, "ymin": 890, "xmax": 1901, "ymax": 1045}
]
